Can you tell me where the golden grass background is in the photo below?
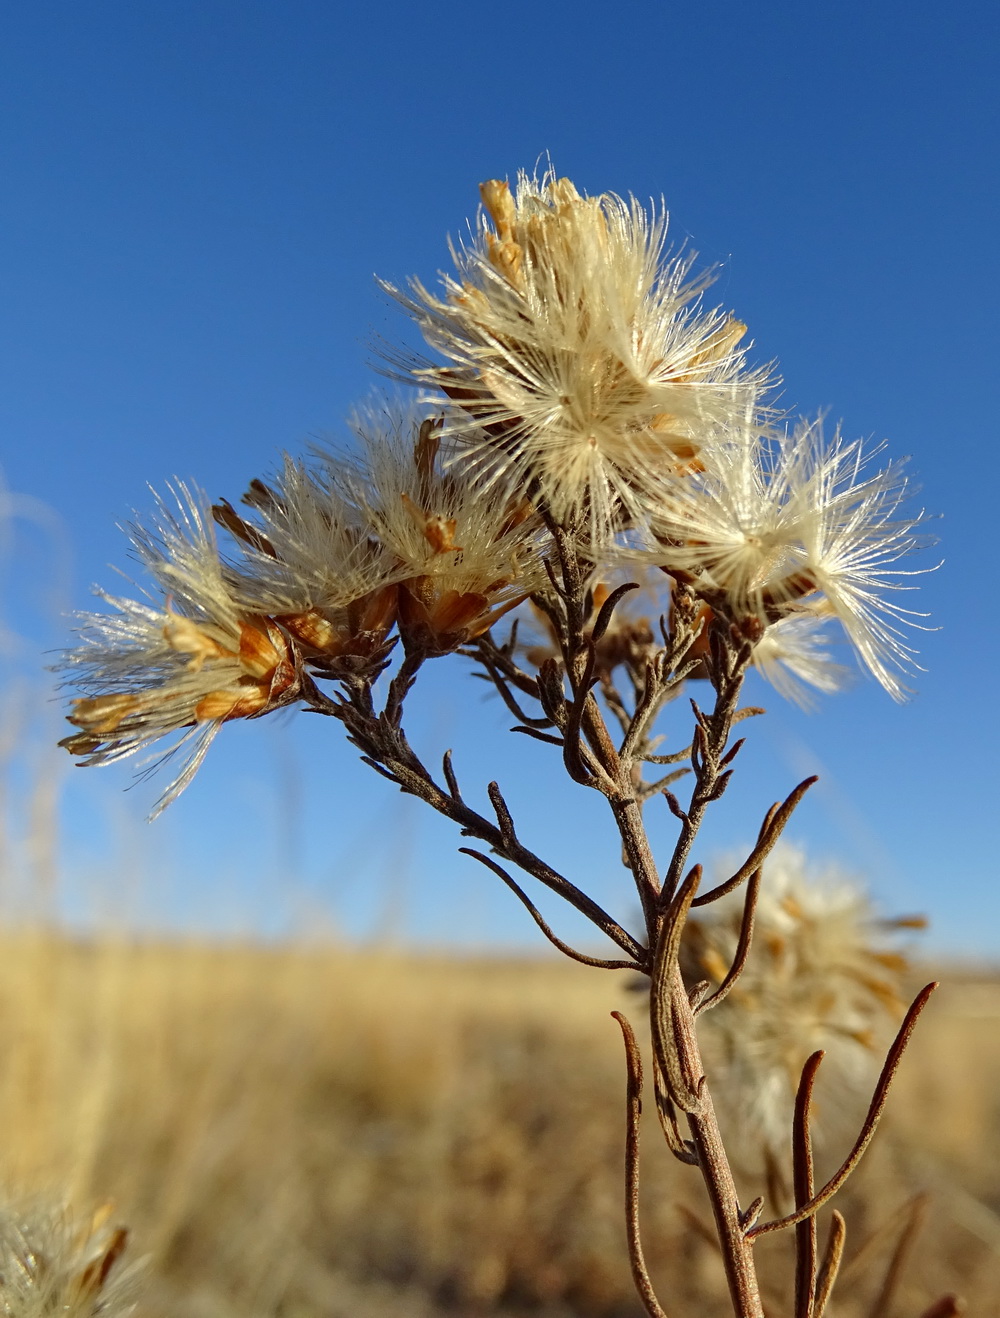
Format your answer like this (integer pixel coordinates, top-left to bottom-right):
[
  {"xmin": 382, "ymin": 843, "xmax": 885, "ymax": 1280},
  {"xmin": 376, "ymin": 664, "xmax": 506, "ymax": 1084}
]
[{"xmin": 0, "ymin": 932, "xmax": 997, "ymax": 1317}]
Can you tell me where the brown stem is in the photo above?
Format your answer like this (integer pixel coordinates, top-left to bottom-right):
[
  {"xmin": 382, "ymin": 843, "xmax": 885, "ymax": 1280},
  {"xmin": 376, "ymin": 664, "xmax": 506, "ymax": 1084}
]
[
  {"xmin": 813, "ymin": 1211, "xmax": 846, "ymax": 1318},
  {"xmin": 695, "ymin": 867, "xmax": 763, "ymax": 1016},
  {"xmin": 316, "ymin": 682, "xmax": 646, "ymax": 963},
  {"xmin": 613, "ymin": 793, "xmax": 665, "ymax": 939},
  {"xmin": 667, "ymin": 976, "xmax": 765, "ymax": 1318},
  {"xmin": 459, "ymin": 849, "xmax": 640, "ymax": 970},
  {"xmin": 600, "ymin": 626, "xmax": 765, "ymax": 1316},
  {"xmin": 692, "ymin": 778, "xmax": 817, "ymax": 907},
  {"xmin": 793, "ymin": 1051, "xmax": 825, "ymax": 1318},
  {"xmin": 612, "ymin": 1012, "xmax": 672, "ymax": 1318}
]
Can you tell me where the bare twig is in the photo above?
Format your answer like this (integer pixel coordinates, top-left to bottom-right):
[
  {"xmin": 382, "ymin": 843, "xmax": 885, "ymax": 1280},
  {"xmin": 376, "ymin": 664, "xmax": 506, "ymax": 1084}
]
[
  {"xmin": 384, "ymin": 650, "xmax": 424, "ymax": 727},
  {"xmin": 591, "ymin": 581, "xmax": 640, "ymax": 643},
  {"xmin": 749, "ymin": 984, "xmax": 939, "ymax": 1239},
  {"xmin": 813, "ymin": 1211, "xmax": 846, "ymax": 1318},
  {"xmin": 327, "ymin": 684, "xmax": 646, "ymax": 962},
  {"xmin": 511, "ymin": 725, "xmax": 565, "ymax": 746},
  {"xmin": 651, "ymin": 1057, "xmax": 699, "ymax": 1165},
  {"xmin": 793, "ymin": 1051, "xmax": 825, "ymax": 1318},
  {"xmin": 476, "ymin": 647, "xmax": 554, "ymax": 728},
  {"xmin": 640, "ymin": 745, "xmax": 694, "ymax": 766},
  {"xmin": 473, "ymin": 632, "xmax": 547, "ymax": 699},
  {"xmin": 460, "ymin": 850, "xmax": 641, "ymax": 970},
  {"xmin": 695, "ymin": 868, "xmax": 763, "ymax": 1016},
  {"xmin": 636, "ymin": 766, "xmax": 692, "ymax": 803},
  {"xmin": 562, "ymin": 643, "xmax": 607, "ymax": 787},
  {"xmin": 441, "ymin": 749, "xmax": 462, "ymax": 802},
  {"xmin": 658, "ymin": 639, "xmax": 754, "ymax": 904},
  {"xmin": 487, "ymin": 780, "xmax": 517, "ymax": 846},
  {"xmin": 692, "ymin": 779, "xmax": 817, "ymax": 907},
  {"xmin": 612, "ymin": 1012, "xmax": 671, "ymax": 1318}
]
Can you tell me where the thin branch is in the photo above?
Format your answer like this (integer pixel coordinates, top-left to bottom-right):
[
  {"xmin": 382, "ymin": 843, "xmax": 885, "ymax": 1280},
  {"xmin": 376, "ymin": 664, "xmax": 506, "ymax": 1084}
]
[
  {"xmin": 693, "ymin": 779, "xmax": 817, "ymax": 907},
  {"xmin": 640, "ymin": 745, "xmax": 694, "ymax": 766},
  {"xmin": 336, "ymin": 691, "xmax": 646, "ymax": 961},
  {"xmin": 460, "ymin": 850, "xmax": 641, "ymax": 970},
  {"xmin": 696, "ymin": 868, "xmax": 763, "ymax": 1016},
  {"xmin": 358, "ymin": 755, "xmax": 401, "ymax": 785},
  {"xmin": 473, "ymin": 632, "xmax": 547, "ymax": 699},
  {"xmin": 636, "ymin": 766, "xmax": 692, "ymax": 803},
  {"xmin": 793, "ymin": 1051, "xmax": 825, "ymax": 1318},
  {"xmin": 739, "ymin": 1198, "xmax": 764, "ymax": 1231},
  {"xmin": 658, "ymin": 648, "xmax": 753, "ymax": 905},
  {"xmin": 384, "ymin": 650, "xmax": 424, "ymax": 727},
  {"xmin": 477, "ymin": 649, "xmax": 554, "ymax": 728},
  {"xmin": 620, "ymin": 658, "xmax": 668, "ymax": 762},
  {"xmin": 612, "ymin": 1012, "xmax": 671, "ymax": 1318},
  {"xmin": 599, "ymin": 673, "xmax": 635, "ymax": 737},
  {"xmin": 663, "ymin": 791, "xmax": 689, "ymax": 824},
  {"xmin": 442, "ymin": 749, "xmax": 462, "ymax": 802},
  {"xmin": 591, "ymin": 581, "xmax": 640, "ymax": 643},
  {"xmin": 487, "ymin": 780, "xmax": 517, "ymax": 846},
  {"xmin": 749, "ymin": 984, "xmax": 939, "ymax": 1239},
  {"xmin": 652, "ymin": 1057, "xmax": 699, "ymax": 1166},
  {"xmin": 511, "ymin": 725, "xmax": 565, "ymax": 747},
  {"xmin": 536, "ymin": 657, "xmax": 570, "ymax": 726},
  {"xmin": 813, "ymin": 1211, "xmax": 846, "ymax": 1318},
  {"xmin": 563, "ymin": 644, "xmax": 613, "ymax": 788}
]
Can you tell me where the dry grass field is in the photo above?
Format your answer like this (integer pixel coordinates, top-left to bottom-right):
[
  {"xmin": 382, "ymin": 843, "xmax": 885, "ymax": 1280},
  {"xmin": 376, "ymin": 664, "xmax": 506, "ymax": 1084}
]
[{"xmin": 0, "ymin": 931, "xmax": 996, "ymax": 1317}]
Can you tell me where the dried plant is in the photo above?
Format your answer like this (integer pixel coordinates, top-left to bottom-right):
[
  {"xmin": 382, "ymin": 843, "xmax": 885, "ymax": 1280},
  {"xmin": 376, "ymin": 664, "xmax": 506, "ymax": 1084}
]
[
  {"xmin": 0, "ymin": 1201, "xmax": 141, "ymax": 1318},
  {"xmin": 57, "ymin": 168, "xmax": 946, "ymax": 1316}
]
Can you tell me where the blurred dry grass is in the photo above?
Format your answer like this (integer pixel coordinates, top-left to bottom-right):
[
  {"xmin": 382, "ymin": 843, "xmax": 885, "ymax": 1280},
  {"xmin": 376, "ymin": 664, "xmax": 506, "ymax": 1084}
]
[{"xmin": 0, "ymin": 933, "xmax": 997, "ymax": 1317}]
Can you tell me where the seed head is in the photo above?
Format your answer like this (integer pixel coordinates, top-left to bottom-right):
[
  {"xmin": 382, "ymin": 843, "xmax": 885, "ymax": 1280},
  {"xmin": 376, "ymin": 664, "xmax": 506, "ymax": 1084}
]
[
  {"xmin": 347, "ymin": 408, "xmax": 547, "ymax": 652},
  {"xmin": 58, "ymin": 487, "xmax": 303, "ymax": 815},
  {"xmin": 214, "ymin": 457, "xmax": 400, "ymax": 668},
  {"xmin": 641, "ymin": 419, "xmax": 932, "ymax": 699},
  {"xmin": 384, "ymin": 169, "xmax": 770, "ymax": 543}
]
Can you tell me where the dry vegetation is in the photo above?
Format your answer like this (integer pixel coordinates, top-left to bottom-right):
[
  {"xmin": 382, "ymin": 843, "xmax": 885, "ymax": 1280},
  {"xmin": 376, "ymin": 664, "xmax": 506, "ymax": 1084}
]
[{"xmin": 0, "ymin": 932, "xmax": 996, "ymax": 1317}]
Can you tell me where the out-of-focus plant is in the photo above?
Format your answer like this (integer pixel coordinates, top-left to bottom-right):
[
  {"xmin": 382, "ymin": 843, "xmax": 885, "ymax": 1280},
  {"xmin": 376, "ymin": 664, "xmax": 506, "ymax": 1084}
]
[
  {"xmin": 682, "ymin": 844, "xmax": 926, "ymax": 1200},
  {"xmin": 57, "ymin": 170, "xmax": 944, "ymax": 1317},
  {"xmin": 0, "ymin": 1201, "xmax": 140, "ymax": 1318}
]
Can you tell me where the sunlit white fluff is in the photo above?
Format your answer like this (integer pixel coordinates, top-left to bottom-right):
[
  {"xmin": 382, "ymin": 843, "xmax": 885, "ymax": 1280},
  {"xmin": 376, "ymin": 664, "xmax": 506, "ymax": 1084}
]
[
  {"xmin": 0, "ymin": 1201, "xmax": 142, "ymax": 1318},
  {"xmin": 59, "ymin": 487, "xmax": 300, "ymax": 816},
  {"xmin": 788, "ymin": 427, "xmax": 932, "ymax": 702},
  {"xmin": 642, "ymin": 420, "xmax": 930, "ymax": 699},
  {"xmin": 384, "ymin": 170, "xmax": 771, "ymax": 542},
  {"xmin": 751, "ymin": 613, "xmax": 851, "ymax": 707},
  {"xmin": 222, "ymin": 455, "xmax": 391, "ymax": 616},
  {"xmin": 643, "ymin": 422, "xmax": 806, "ymax": 607}
]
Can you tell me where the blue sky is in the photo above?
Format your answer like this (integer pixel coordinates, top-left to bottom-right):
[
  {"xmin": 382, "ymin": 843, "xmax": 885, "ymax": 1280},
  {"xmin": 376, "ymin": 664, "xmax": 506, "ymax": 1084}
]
[{"xmin": 1, "ymin": 0, "xmax": 997, "ymax": 954}]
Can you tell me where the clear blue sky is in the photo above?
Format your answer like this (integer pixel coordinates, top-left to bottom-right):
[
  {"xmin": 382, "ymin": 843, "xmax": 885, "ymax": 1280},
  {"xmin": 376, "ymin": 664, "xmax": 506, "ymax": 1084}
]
[{"xmin": 1, "ymin": 0, "xmax": 996, "ymax": 955}]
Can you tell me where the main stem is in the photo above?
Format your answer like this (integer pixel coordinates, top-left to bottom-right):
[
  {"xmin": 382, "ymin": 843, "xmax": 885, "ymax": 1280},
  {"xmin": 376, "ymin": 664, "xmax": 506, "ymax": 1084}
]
[
  {"xmin": 605, "ymin": 641, "xmax": 763, "ymax": 1317},
  {"xmin": 670, "ymin": 966, "xmax": 764, "ymax": 1318}
]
